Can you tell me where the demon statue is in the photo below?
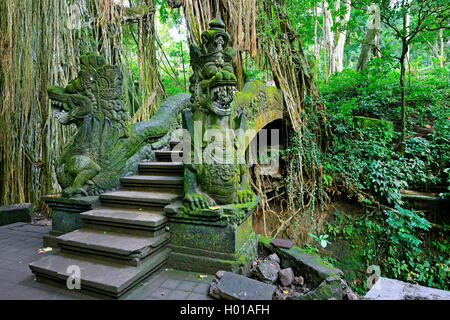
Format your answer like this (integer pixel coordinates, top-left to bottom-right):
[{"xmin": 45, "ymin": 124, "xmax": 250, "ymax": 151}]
[
  {"xmin": 48, "ymin": 53, "xmax": 190, "ymax": 197},
  {"xmin": 182, "ymin": 18, "xmax": 256, "ymax": 212}
]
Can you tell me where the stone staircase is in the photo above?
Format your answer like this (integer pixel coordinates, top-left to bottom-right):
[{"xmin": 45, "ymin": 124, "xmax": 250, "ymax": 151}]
[{"xmin": 29, "ymin": 143, "xmax": 184, "ymax": 298}]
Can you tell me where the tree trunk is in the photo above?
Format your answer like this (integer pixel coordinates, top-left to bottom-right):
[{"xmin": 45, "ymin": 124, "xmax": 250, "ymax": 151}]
[
  {"xmin": 135, "ymin": 0, "xmax": 164, "ymax": 121},
  {"xmin": 439, "ymin": 29, "xmax": 445, "ymax": 67},
  {"xmin": 0, "ymin": 0, "xmax": 80, "ymax": 205},
  {"xmin": 356, "ymin": 3, "xmax": 380, "ymax": 71},
  {"xmin": 322, "ymin": 0, "xmax": 351, "ymax": 74},
  {"xmin": 373, "ymin": 28, "xmax": 381, "ymax": 58},
  {"xmin": 334, "ymin": 0, "xmax": 352, "ymax": 72},
  {"xmin": 91, "ymin": 0, "xmax": 123, "ymax": 65},
  {"xmin": 255, "ymin": 0, "xmax": 329, "ymax": 237},
  {"xmin": 322, "ymin": 0, "xmax": 335, "ymax": 77},
  {"xmin": 405, "ymin": 9, "xmax": 410, "ymax": 67},
  {"xmin": 356, "ymin": 28, "xmax": 377, "ymax": 71},
  {"xmin": 313, "ymin": 5, "xmax": 320, "ymax": 76},
  {"xmin": 422, "ymin": 34, "xmax": 440, "ymax": 63},
  {"xmin": 400, "ymin": 40, "xmax": 408, "ymax": 145}
]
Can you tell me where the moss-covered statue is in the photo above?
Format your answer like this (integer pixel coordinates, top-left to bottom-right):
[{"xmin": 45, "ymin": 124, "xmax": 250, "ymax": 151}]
[
  {"xmin": 182, "ymin": 18, "xmax": 255, "ymax": 212},
  {"xmin": 48, "ymin": 53, "xmax": 190, "ymax": 197}
]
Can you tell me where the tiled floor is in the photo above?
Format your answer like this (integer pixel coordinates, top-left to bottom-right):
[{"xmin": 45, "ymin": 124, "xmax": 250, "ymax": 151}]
[{"xmin": 0, "ymin": 222, "xmax": 213, "ymax": 300}]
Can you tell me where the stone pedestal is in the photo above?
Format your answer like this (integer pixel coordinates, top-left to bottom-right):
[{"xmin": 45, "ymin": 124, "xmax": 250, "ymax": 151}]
[
  {"xmin": 0, "ymin": 203, "xmax": 34, "ymax": 226},
  {"xmin": 165, "ymin": 196, "xmax": 259, "ymax": 274},
  {"xmin": 42, "ymin": 195, "xmax": 99, "ymax": 247}
]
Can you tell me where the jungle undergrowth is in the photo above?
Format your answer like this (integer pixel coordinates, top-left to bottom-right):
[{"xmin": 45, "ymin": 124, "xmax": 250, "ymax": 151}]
[{"xmin": 315, "ymin": 59, "xmax": 449, "ymax": 294}]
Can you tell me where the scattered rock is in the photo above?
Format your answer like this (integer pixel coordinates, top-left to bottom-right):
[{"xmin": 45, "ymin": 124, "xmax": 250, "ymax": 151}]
[
  {"xmin": 214, "ymin": 247, "xmax": 356, "ymax": 301},
  {"xmin": 267, "ymin": 253, "xmax": 280, "ymax": 264},
  {"xmin": 290, "ymin": 277, "xmax": 343, "ymax": 300},
  {"xmin": 294, "ymin": 276, "xmax": 305, "ymax": 286},
  {"xmin": 270, "ymin": 238, "xmax": 293, "ymax": 249},
  {"xmin": 262, "ymin": 239, "xmax": 344, "ymax": 287},
  {"xmin": 210, "ymin": 271, "xmax": 276, "ymax": 300},
  {"xmin": 278, "ymin": 268, "xmax": 295, "ymax": 286},
  {"xmin": 255, "ymin": 260, "xmax": 280, "ymax": 283}
]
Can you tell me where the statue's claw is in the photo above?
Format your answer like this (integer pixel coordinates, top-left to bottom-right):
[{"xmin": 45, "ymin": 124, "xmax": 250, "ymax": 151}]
[
  {"xmin": 237, "ymin": 189, "xmax": 253, "ymax": 204},
  {"xmin": 63, "ymin": 186, "xmax": 88, "ymax": 197},
  {"xmin": 185, "ymin": 192, "xmax": 216, "ymax": 210}
]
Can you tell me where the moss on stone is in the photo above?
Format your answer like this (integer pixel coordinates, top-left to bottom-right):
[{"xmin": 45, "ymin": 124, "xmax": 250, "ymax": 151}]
[
  {"xmin": 353, "ymin": 116, "xmax": 394, "ymax": 140},
  {"xmin": 257, "ymin": 236, "xmax": 344, "ymax": 286}
]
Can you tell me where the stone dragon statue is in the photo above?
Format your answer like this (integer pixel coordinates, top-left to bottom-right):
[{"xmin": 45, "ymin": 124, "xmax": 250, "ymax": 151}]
[
  {"xmin": 48, "ymin": 53, "xmax": 191, "ymax": 197},
  {"xmin": 182, "ymin": 18, "xmax": 255, "ymax": 212}
]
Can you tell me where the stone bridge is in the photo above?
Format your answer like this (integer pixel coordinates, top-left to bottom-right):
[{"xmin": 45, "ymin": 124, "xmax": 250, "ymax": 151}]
[{"xmin": 232, "ymin": 80, "xmax": 285, "ymax": 150}]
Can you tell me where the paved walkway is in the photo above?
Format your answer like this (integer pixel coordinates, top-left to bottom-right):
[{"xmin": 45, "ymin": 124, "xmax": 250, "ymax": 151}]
[{"xmin": 0, "ymin": 222, "xmax": 213, "ymax": 300}]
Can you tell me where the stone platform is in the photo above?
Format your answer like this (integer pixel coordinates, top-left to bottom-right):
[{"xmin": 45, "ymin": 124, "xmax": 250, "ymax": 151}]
[
  {"xmin": 165, "ymin": 197, "xmax": 260, "ymax": 274},
  {"xmin": 0, "ymin": 222, "xmax": 212, "ymax": 300},
  {"xmin": 0, "ymin": 203, "xmax": 34, "ymax": 226}
]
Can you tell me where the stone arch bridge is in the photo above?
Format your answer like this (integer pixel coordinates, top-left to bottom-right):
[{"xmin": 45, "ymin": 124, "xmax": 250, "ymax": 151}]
[{"xmin": 232, "ymin": 80, "xmax": 285, "ymax": 150}]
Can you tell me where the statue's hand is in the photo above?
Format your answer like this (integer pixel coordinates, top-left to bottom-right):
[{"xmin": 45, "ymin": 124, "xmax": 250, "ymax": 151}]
[
  {"xmin": 185, "ymin": 191, "xmax": 216, "ymax": 210},
  {"xmin": 237, "ymin": 188, "xmax": 254, "ymax": 204},
  {"xmin": 63, "ymin": 186, "xmax": 88, "ymax": 197}
]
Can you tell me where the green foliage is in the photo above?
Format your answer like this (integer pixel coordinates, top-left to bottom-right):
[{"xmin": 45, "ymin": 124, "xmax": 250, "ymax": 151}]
[
  {"xmin": 156, "ymin": 10, "xmax": 190, "ymax": 96},
  {"xmin": 285, "ymin": 113, "xmax": 326, "ymax": 211},
  {"xmin": 308, "ymin": 232, "xmax": 331, "ymax": 248},
  {"xmin": 327, "ymin": 209, "xmax": 449, "ymax": 294},
  {"xmin": 320, "ymin": 61, "xmax": 449, "ymax": 205},
  {"xmin": 303, "ymin": 243, "xmax": 320, "ymax": 255},
  {"xmin": 320, "ymin": 60, "xmax": 449, "ymax": 293}
]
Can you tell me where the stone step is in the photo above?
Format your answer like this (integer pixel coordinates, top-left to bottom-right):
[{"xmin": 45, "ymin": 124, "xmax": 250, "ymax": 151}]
[
  {"xmin": 155, "ymin": 150, "xmax": 184, "ymax": 162},
  {"xmin": 81, "ymin": 207, "xmax": 167, "ymax": 236},
  {"xmin": 29, "ymin": 248, "xmax": 170, "ymax": 298},
  {"xmin": 138, "ymin": 161, "xmax": 184, "ymax": 176},
  {"xmin": 100, "ymin": 190, "xmax": 181, "ymax": 208},
  {"xmin": 120, "ymin": 175, "xmax": 183, "ymax": 189},
  {"xmin": 57, "ymin": 228, "xmax": 170, "ymax": 266}
]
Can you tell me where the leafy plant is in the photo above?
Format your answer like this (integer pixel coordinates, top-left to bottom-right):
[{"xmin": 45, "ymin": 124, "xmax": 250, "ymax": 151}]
[
  {"xmin": 309, "ymin": 232, "xmax": 331, "ymax": 248},
  {"xmin": 327, "ymin": 208, "xmax": 448, "ymax": 294}
]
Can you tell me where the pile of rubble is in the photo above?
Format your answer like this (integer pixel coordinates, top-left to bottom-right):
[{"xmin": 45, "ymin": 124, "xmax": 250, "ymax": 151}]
[
  {"xmin": 210, "ymin": 252, "xmax": 359, "ymax": 300},
  {"xmin": 251, "ymin": 253, "xmax": 309, "ymax": 299}
]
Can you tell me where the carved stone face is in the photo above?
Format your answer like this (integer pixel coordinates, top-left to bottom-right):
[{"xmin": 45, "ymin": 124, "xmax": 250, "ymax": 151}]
[
  {"xmin": 48, "ymin": 84, "xmax": 92, "ymax": 125},
  {"xmin": 47, "ymin": 53, "xmax": 128, "ymax": 135},
  {"xmin": 48, "ymin": 85, "xmax": 72, "ymax": 125},
  {"xmin": 208, "ymin": 84, "xmax": 235, "ymax": 116},
  {"xmin": 190, "ymin": 18, "xmax": 238, "ymax": 116}
]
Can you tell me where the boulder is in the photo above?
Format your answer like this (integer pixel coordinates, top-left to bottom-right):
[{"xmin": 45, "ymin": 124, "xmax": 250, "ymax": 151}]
[
  {"xmin": 210, "ymin": 271, "xmax": 276, "ymax": 300},
  {"xmin": 267, "ymin": 253, "xmax": 280, "ymax": 264},
  {"xmin": 294, "ymin": 276, "xmax": 305, "ymax": 286},
  {"xmin": 270, "ymin": 238, "xmax": 293, "ymax": 249},
  {"xmin": 259, "ymin": 236, "xmax": 343, "ymax": 287},
  {"xmin": 255, "ymin": 260, "xmax": 280, "ymax": 283},
  {"xmin": 278, "ymin": 268, "xmax": 295, "ymax": 286}
]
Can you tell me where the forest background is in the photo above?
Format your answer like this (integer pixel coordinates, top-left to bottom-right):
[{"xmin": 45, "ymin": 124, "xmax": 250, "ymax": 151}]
[{"xmin": 0, "ymin": 0, "xmax": 448, "ymax": 294}]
